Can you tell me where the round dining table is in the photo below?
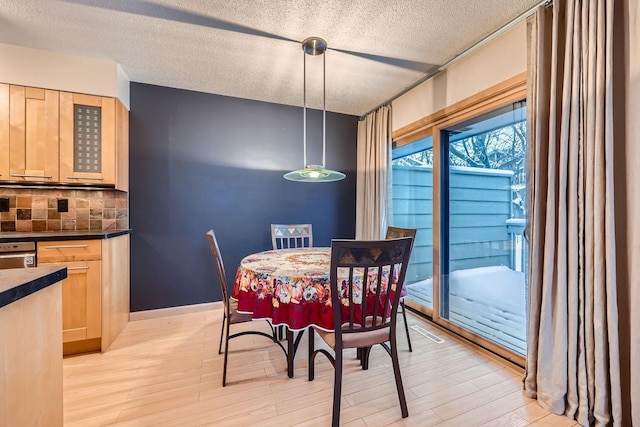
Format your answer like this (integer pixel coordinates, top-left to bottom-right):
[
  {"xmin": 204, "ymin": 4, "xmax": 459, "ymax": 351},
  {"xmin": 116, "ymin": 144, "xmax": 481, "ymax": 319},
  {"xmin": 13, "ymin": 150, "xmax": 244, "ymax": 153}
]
[
  {"xmin": 232, "ymin": 246, "xmax": 403, "ymax": 377},
  {"xmin": 232, "ymin": 247, "xmax": 334, "ymax": 332},
  {"xmin": 232, "ymin": 247, "xmax": 333, "ymax": 377}
]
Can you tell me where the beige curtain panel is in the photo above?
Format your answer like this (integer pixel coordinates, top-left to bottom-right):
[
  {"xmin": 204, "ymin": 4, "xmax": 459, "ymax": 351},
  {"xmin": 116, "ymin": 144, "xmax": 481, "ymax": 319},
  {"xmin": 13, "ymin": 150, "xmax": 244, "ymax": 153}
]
[
  {"xmin": 356, "ymin": 105, "xmax": 391, "ymax": 240},
  {"xmin": 620, "ymin": 0, "xmax": 640, "ymax": 423},
  {"xmin": 524, "ymin": 1, "xmax": 624, "ymax": 425}
]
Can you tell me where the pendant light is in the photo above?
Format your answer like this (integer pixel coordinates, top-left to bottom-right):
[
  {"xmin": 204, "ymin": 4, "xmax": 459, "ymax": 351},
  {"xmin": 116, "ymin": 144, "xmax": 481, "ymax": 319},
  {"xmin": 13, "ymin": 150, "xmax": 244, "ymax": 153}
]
[{"xmin": 284, "ymin": 37, "xmax": 346, "ymax": 182}]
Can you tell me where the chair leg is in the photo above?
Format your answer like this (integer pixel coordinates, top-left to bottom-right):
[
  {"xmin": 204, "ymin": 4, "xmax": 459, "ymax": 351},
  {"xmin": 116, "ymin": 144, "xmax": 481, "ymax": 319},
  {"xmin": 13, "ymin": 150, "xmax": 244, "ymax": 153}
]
[
  {"xmin": 362, "ymin": 346, "xmax": 372, "ymax": 370},
  {"xmin": 222, "ymin": 321, "xmax": 231, "ymax": 387},
  {"xmin": 218, "ymin": 313, "xmax": 226, "ymax": 355},
  {"xmin": 390, "ymin": 336, "xmax": 409, "ymax": 418},
  {"xmin": 286, "ymin": 327, "xmax": 294, "ymax": 378},
  {"xmin": 308, "ymin": 328, "xmax": 315, "ymax": 381},
  {"xmin": 401, "ymin": 299, "xmax": 413, "ymax": 352},
  {"xmin": 331, "ymin": 349, "xmax": 343, "ymax": 427}
]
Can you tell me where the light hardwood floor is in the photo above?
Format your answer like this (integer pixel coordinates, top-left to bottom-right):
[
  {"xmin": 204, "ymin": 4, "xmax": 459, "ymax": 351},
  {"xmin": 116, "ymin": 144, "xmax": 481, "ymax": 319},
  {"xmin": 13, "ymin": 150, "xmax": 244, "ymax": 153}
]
[{"xmin": 63, "ymin": 308, "xmax": 578, "ymax": 426}]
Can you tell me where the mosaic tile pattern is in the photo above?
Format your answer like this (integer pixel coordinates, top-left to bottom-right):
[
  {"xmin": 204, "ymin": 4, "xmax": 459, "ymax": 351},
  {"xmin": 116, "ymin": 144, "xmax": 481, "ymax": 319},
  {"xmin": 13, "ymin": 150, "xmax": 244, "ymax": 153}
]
[{"xmin": 0, "ymin": 188, "xmax": 128, "ymax": 232}]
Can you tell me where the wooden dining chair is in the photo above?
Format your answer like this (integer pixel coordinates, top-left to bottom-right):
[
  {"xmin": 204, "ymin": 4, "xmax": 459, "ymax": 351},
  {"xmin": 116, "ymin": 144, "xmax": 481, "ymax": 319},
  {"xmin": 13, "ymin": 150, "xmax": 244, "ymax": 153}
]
[
  {"xmin": 206, "ymin": 229, "xmax": 285, "ymax": 386},
  {"xmin": 385, "ymin": 226, "xmax": 417, "ymax": 352},
  {"xmin": 271, "ymin": 223, "xmax": 313, "ymax": 249},
  {"xmin": 308, "ymin": 237, "xmax": 413, "ymax": 426}
]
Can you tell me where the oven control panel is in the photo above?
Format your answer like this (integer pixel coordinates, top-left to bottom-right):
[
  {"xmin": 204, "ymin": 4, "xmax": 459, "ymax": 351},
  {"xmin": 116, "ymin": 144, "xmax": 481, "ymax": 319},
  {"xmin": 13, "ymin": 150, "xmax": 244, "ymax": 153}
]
[{"xmin": 0, "ymin": 242, "xmax": 36, "ymax": 253}]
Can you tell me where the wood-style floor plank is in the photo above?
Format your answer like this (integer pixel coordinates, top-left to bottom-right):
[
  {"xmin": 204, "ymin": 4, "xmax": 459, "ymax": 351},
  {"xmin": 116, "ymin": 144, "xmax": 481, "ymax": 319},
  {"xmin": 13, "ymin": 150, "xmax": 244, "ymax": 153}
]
[{"xmin": 62, "ymin": 308, "xmax": 578, "ymax": 426}]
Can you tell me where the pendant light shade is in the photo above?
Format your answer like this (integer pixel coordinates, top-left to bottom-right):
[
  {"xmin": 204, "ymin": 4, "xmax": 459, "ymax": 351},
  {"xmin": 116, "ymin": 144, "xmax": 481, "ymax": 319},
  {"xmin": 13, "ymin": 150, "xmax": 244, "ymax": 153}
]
[
  {"xmin": 284, "ymin": 37, "xmax": 346, "ymax": 182},
  {"xmin": 283, "ymin": 165, "xmax": 346, "ymax": 182}
]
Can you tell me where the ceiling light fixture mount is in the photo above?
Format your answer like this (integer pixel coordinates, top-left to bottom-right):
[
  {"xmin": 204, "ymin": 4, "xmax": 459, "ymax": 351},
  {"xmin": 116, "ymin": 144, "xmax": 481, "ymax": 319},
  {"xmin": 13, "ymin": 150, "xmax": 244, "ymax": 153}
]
[{"xmin": 284, "ymin": 37, "xmax": 346, "ymax": 183}]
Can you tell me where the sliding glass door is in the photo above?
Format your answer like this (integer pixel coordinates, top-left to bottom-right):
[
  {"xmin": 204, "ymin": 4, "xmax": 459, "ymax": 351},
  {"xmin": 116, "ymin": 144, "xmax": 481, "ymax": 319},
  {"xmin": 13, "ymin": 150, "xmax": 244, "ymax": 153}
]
[
  {"xmin": 440, "ymin": 100, "xmax": 528, "ymax": 355},
  {"xmin": 391, "ymin": 97, "xmax": 529, "ymax": 362}
]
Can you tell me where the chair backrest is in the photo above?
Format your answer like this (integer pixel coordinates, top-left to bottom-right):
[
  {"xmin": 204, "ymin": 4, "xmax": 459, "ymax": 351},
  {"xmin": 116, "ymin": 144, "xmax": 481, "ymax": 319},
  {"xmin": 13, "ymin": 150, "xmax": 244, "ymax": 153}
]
[
  {"xmin": 271, "ymin": 223, "xmax": 313, "ymax": 249},
  {"xmin": 385, "ymin": 226, "xmax": 416, "ymax": 248},
  {"xmin": 328, "ymin": 237, "xmax": 413, "ymax": 346},
  {"xmin": 206, "ymin": 229, "xmax": 230, "ymax": 313},
  {"xmin": 385, "ymin": 226, "xmax": 416, "ymax": 264},
  {"xmin": 385, "ymin": 227, "xmax": 416, "ymax": 302}
]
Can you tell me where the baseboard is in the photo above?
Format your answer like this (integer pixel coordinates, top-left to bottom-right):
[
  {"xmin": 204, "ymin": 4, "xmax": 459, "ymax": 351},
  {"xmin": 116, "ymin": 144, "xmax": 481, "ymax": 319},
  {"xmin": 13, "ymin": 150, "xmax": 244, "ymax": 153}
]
[
  {"xmin": 129, "ymin": 301, "xmax": 223, "ymax": 321},
  {"xmin": 63, "ymin": 338, "xmax": 101, "ymax": 356}
]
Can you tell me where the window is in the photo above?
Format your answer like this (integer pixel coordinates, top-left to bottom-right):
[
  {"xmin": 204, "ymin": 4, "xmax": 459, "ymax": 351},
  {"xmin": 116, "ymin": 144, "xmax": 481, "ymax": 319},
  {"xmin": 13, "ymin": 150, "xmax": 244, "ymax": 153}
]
[
  {"xmin": 390, "ymin": 75, "xmax": 528, "ymax": 364},
  {"xmin": 392, "ymin": 136, "xmax": 434, "ymax": 310}
]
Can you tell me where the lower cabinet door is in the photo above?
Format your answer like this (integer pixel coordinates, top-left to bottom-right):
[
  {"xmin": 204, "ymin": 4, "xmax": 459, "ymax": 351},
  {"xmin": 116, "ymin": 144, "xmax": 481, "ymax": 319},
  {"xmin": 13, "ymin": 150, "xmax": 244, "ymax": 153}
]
[{"xmin": 40, "ymin": 260, "xmax": 101, "ymax": 343}]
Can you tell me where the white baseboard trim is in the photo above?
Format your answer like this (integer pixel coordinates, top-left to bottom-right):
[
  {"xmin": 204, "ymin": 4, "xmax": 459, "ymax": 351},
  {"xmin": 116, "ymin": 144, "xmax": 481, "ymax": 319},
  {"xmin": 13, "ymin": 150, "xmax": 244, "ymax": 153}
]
[{"xmin": 129, "ymin": 301, "xmax": 223, "ymax": 321}]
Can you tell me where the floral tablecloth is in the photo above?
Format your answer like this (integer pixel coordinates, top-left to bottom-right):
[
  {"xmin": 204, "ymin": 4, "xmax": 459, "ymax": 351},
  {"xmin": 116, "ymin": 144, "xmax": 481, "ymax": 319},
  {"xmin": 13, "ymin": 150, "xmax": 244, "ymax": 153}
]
[
  {"xmin": 232, "ymin": 247, "xmax": 399, "ymax": 332},
  {"xmin": 232, "ymin": 248, "xmax": 333, "ymax": 331}
]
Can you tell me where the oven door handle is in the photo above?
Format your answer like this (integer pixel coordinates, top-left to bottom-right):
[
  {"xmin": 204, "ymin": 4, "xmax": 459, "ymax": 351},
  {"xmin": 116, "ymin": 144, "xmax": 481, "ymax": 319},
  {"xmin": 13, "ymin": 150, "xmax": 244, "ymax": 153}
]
[
  {"xmin": 0, "ymin": 252, "xmax": 36, "ymax": 268},
  {"xmin": 0, "ymin": 253, "xmax": 36, "ymax": 259}
]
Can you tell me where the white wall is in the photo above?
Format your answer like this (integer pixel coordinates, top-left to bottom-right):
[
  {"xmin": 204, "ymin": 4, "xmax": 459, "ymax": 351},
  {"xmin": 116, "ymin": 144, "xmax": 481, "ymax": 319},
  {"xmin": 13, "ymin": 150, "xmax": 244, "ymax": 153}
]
[
  {"xmin": 392, "ymin": 21, "xmax": 527, "ymax": 131},
  {"xmin": 0, "ymin": 43, "xmax": 130, "ymax": 109}
]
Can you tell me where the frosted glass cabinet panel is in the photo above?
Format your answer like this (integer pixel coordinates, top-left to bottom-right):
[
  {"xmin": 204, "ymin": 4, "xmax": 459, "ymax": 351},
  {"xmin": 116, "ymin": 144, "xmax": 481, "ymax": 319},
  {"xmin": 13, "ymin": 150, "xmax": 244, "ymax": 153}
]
[{"xmin": 59, "ymin": 92, "xmax": 116, "ymax": 186}]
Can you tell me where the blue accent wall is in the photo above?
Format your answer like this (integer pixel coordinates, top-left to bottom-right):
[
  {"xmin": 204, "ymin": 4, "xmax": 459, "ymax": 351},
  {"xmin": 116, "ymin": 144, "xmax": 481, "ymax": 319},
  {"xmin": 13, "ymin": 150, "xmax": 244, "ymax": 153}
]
[{"xmin": 129, "ymin": 83, "xmax": 357, "ymax": 311}]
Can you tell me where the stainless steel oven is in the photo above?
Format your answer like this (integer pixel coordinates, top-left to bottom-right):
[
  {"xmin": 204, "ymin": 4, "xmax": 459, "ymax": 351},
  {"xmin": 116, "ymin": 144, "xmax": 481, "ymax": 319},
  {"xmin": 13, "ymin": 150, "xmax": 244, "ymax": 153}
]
[{"xmin": 0, "ymin": 242, "xmax": 36, "ymax": 269}]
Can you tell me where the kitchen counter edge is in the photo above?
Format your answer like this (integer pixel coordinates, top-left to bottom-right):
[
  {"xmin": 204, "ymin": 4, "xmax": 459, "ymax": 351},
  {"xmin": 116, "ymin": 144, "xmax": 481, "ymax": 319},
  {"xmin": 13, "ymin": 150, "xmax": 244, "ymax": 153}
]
[
  {"xmin": 0, "ymin": 267, "xmax": 68, "ymax": 309},
  {"xmin": 0, "ymin": 229, "xmax": 132, "ymax": 243}
]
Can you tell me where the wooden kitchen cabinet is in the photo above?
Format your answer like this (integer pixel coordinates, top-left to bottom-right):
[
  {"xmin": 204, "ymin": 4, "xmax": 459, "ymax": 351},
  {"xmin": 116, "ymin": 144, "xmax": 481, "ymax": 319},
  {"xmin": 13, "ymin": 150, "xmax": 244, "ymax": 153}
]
[
  {"xmin": 0, "ymin": 84, "xmax": 59, "ymax": 183},
  {"xmin": 0, "ymin": 278, "xmax": 64, "ymax": 427},
  {"xmin": 59, "ymin": 92, "xmax": 129, "ymax": 190},
  {"xmin": 37, "ymin": 235, "xmax": 130, "ymax": 355},
  {"xmin": 62, "ymin": 260, "xmax": 102, "ymax": 343},
  {"xmin": 38, "ymin": 240, "xmax": 102, "ymax": 353},
  {"xmin": 0, "ymin": 84, "xmax": 8, "ymax": 180},
  {"xmin": 0, "ymin": 82, "xmax": 129, "ymax": 189}
]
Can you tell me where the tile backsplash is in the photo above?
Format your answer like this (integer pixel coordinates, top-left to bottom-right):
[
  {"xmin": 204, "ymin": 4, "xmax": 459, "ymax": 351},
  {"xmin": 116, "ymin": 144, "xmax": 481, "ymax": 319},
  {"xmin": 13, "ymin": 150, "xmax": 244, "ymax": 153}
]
[{"xmin": 0, "ymin": 188, "xmax": 128, "ymax": 232}]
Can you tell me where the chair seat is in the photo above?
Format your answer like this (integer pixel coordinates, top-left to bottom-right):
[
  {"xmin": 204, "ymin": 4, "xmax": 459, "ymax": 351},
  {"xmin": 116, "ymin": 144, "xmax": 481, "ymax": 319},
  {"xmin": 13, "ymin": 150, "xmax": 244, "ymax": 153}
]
[
  {"xmin": 228, "ymin": 298, "xmax": 254, "ymax": 324},
  {"xmin": 315, "ymin": 316, "xmax": 391, "ymax": 349}
]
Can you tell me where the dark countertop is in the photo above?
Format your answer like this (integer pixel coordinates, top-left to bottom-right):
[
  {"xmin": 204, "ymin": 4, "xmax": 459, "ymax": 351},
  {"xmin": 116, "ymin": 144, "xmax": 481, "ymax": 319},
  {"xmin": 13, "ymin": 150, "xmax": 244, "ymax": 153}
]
[
  {"xmin": 0, "ymin": 229, "xmax": 132, "ymax": 243},
  {"xmin": 0, "ymin": 267, "xmax": 67, "ymax": 309}
]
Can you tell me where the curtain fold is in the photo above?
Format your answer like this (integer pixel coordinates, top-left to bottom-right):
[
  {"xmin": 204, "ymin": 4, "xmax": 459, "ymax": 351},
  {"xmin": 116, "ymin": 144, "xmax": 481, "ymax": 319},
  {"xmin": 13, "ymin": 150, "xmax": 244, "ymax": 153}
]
[
  {"xmin": 356, "ymin": 105, "xmax": 391, "ymax": 240},
  {"xmin": 623, "ymin": 0, "xmax": 640, "ymax": 422},
  {"xmin": 524, "ymin": 1, "xmax": 622, "ymax": 425}
]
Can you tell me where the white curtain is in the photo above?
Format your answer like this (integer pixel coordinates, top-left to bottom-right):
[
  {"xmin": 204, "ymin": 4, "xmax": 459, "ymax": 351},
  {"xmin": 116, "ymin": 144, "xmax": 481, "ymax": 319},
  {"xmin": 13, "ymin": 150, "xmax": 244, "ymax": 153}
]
[
  {"xmin": 524, "ymin": 1, "xmax": 623, "ymax": 425},
  {"xmin": 356, "ymin": 105, "xmax": 391, "ymax": 240}
]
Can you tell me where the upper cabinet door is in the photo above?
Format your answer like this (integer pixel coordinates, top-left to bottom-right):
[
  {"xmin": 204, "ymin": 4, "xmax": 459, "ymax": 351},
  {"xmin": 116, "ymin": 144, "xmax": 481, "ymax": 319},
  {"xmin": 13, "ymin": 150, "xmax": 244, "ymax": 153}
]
[
  {"xmin": 60, "ymin": 92, "xmax": 116, "ymax": 186},
  {"xmin": 7, "ymin": 86, "xmax": 60, "ymax": 182},
  {"xmin": 0, "ymin": 84, "xmax": 9, "ymax": 181}
]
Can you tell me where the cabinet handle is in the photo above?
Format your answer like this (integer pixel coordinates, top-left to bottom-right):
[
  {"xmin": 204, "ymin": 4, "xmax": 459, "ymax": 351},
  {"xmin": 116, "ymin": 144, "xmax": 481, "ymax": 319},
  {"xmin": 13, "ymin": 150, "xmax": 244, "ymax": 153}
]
[
  {"xmin": 67, "ymin": 266, "xmax": 90, "ymax": 271},
  {"xmin": 44, "ymin": 244, "xmax": 89, "ymax": 249},
  {"xmin": 10, "ymin": 173, "xmax": 53, "ymax": 179},
  {"xmin": 66, "ymin": 176, "xmax": 105, "ymax": 181}
]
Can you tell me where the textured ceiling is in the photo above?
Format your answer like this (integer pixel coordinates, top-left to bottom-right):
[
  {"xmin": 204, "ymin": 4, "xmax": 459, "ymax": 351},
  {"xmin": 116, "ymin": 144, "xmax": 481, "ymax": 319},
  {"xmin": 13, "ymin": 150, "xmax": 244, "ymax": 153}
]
[{"xmin": 0, "ymin": 0, "xmax": 541, "ymax": 116}]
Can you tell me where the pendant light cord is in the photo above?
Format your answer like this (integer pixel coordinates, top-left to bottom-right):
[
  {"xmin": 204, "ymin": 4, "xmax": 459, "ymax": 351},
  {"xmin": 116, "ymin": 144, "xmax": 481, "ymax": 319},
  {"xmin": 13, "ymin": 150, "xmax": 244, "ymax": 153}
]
[
  {"xmin": 303, "ymin": 44, "xmax": 327, "ymax": 168},
  {"xmin": 322, "ymin": 50, "xmax": 326, "ymax": 168},
  {"xmin": 303, "ymin": 47, "xmax": 307, "ymax": 167}
]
